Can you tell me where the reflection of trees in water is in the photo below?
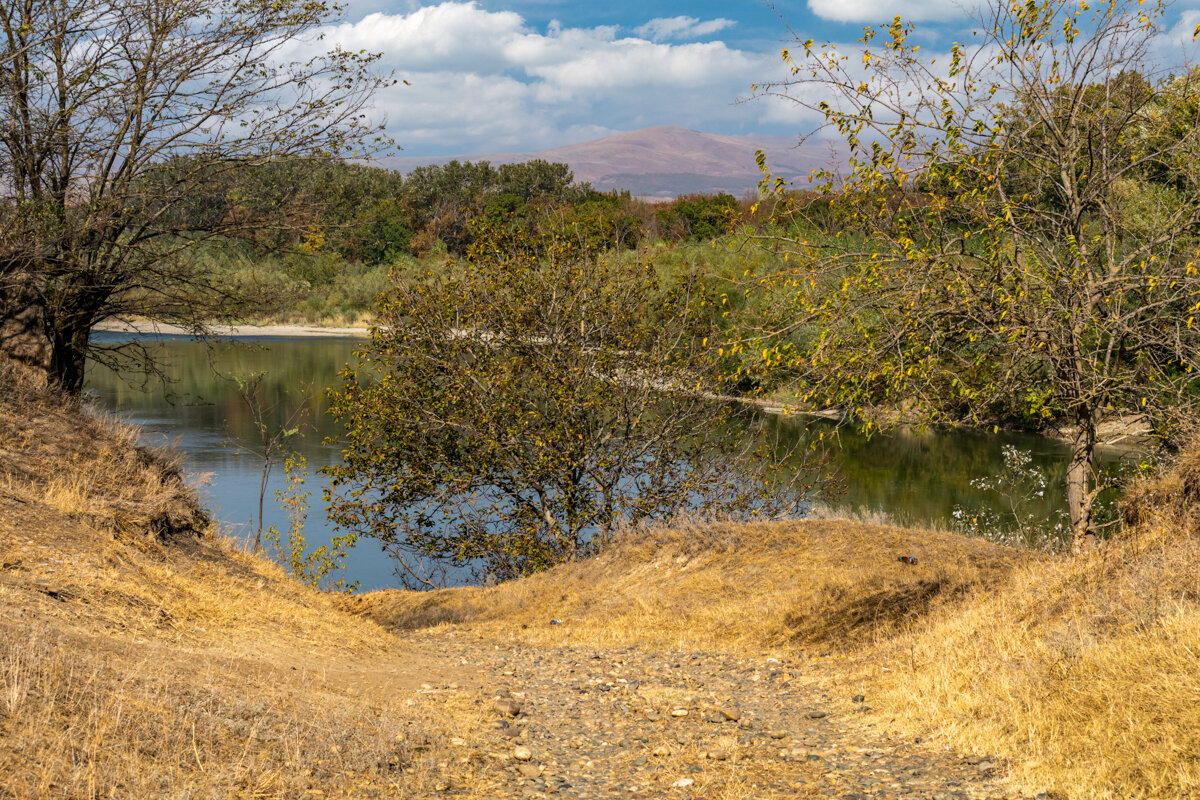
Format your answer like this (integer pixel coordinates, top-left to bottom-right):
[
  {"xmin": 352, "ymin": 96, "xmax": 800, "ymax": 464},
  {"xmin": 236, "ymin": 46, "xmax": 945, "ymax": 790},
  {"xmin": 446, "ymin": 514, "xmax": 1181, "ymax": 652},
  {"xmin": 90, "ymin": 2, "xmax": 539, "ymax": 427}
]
[
  {"xmin": 86, "ymin": 334, "xmax": 358, "ymax": 468},
  {"xmin": 765, "ymin": 415, "xmax": 1129, "ymax": 536},
  {"xmin": 87, "ymin": 334, "xmax": 1134, "ymax": 553}
]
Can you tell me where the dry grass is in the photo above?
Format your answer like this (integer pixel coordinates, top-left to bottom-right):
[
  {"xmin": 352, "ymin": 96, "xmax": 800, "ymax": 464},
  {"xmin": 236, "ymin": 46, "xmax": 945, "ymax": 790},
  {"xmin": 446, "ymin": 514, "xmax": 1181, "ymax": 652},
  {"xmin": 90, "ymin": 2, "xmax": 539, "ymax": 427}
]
[
  {"xmin": 243, "ymin": 310, "xmax": 375, "ymax": 327},
  {"xmin": 873, "ymin": 446, "xmax": 1200, "ymax": 800},
  {"xmin": 0, "ymin": 363, "xmax": 207, "ymax": 542},
  {"xmin": 0, "ymin": 624, "xmax": 453, "ymax": 800},
  {"xmin": 347, "ymin": 450, "xmax": 1200, "ymax": 799},
  {"xmin": 345, "ymin": 516, "xmax": 1025, "ymax": 652},
  {"xmin": 8, "ymin": 359, "xmax": 1200, "ymax": 799},
  {"xmin": 0, "ymin": 365, "xmax": 466, "ymax": 799}
]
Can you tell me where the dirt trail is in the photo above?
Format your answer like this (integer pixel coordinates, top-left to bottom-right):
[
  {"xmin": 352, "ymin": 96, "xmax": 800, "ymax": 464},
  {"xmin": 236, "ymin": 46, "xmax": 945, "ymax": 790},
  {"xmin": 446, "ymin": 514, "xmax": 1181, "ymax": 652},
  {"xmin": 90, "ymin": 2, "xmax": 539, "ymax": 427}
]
[
  {"xmin": 0, "ymin": 496, "xmax": 1029, "ymax": 800},
  {"xmin": 397, "ymin": 628, "xmax": 1029, "ymax": 800}
]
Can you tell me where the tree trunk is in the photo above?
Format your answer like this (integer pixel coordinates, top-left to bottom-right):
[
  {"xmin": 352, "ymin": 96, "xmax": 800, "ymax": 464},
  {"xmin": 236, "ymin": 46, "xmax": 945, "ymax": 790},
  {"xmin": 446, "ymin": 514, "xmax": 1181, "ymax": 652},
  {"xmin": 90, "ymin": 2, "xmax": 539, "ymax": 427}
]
[
  {"xmin": 1067, "ymin": 419, "xmax": 1098, "ymax": 554},
  {"xmin": 49, "ymin": 317, "xmax": 92, "ymax": 395}
]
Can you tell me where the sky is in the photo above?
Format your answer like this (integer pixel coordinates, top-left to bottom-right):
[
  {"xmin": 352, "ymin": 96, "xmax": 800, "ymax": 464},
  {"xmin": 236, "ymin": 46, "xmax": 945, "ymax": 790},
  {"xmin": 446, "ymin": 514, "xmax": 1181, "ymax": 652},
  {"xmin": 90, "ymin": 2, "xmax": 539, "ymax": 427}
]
[{"xmin": 318, "ymin": 0, "xmax": 1200, "ymax": 157}]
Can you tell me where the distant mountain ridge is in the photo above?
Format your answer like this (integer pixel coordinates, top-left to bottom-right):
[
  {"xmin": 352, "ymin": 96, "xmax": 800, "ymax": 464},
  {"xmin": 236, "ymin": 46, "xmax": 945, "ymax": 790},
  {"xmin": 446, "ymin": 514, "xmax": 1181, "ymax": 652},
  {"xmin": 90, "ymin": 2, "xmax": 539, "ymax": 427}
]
[{"xmin": 377, "ymin": 125, "xmax": 842, "ymax": 199}]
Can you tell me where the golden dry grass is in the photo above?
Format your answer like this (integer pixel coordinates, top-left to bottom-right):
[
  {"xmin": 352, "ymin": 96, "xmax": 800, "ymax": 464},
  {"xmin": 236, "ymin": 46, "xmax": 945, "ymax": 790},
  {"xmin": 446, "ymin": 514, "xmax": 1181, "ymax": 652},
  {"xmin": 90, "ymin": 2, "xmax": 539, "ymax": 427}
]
[
  {"xmin": 347, "ymin": 450, "xmax": 1200, "ymax": 799},
  {"xmin": 0, "ymin": 364, "xmax": 207, "ymax": 542},
  {"xmin": 345, "ymin": 516, "xmax": 1026, "ymax": 653},
  {"xmin": 0, "ymin": 622, "xmax": 456, "ymax": 799},
  {"xmin": 0, "ymin": 366, "xmax": 466, "ymax": 799},
  {"xmin": 7, "ymin": 359, "xmax": 1200, "ymax": 799},
  {"xmin": 872, "ymin": 449, "xmax": 1200, "ymax": 800},
  {"xmin": 243, "ymin": 310, "xmax": 375, "ymax": 327}
]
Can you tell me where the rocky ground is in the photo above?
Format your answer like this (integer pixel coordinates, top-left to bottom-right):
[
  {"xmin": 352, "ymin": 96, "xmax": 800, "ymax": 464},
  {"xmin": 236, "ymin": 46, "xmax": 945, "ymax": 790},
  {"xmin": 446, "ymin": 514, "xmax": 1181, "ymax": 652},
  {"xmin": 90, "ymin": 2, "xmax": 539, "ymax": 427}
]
[{"xmin": 394, "ymin": 628, "xmax": 1039, "ymax": 800}]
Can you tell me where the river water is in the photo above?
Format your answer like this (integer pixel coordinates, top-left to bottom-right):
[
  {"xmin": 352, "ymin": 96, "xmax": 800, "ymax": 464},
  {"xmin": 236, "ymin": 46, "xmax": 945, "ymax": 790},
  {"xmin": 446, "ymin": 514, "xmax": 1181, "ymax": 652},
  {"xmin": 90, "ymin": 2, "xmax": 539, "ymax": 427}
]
[{"xmin": 86, "ymin": 332, "xmax": 1122, "ymax": 590}]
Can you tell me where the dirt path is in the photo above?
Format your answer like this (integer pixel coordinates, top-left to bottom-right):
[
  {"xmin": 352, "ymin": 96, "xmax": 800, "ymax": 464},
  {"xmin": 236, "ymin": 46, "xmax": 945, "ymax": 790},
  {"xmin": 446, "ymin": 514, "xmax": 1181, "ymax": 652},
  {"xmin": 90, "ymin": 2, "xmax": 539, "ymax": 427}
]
[{"xmin": 399, "ymin": 629, "xmax": 1029, "ymax": 800}]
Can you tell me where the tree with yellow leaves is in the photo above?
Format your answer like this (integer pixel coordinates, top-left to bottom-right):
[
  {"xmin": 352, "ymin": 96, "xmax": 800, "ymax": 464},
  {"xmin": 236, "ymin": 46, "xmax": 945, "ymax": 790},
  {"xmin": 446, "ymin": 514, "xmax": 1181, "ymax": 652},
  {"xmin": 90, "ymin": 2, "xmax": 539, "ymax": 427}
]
[{"xmin": 754, "ymin": 0, "xmax": 1200, "ymax": 549}]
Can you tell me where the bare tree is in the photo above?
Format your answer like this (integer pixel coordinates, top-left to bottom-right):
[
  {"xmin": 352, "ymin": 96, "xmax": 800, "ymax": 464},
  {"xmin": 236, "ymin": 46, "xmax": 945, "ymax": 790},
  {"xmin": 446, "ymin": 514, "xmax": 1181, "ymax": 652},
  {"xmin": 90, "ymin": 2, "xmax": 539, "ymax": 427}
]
[
  {"xmin": 752, "ymin": 0, "xmax": 1200, "ymax": 549},
  {"xmin": 0, "ymin": 0, "xmax": 393, "ymax": 392}
]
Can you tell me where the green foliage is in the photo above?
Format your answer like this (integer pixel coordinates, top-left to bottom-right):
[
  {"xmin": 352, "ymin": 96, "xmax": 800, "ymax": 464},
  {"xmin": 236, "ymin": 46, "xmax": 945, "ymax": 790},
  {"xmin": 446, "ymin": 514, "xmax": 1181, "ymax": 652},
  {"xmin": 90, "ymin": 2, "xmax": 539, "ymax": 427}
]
[
  {"xmin": 655, "ymin": 193, "xmax": 739, "ymax": 242},
  {"xmin": 264, "ymin": 456, "xmax": 359, "ymax": 592},
  {"xmin": 483, "ymin": 192, "xmax": 528, "ymax": 223},
  {"xmin": 561, "ymin": 194, "xmax": 644, "ymax": 250},
  {"xmin": 403, "ymin": 160, "xmax": 503, "ymax": 206},
  {"xmin": 753, "ymin": 0, "xmax": 1200, "ymax": 545},
  {"xmin": 496, "ymin": 160, "xmax": 579, "ymax": 200},
  {"xmin": 282, "ymin": 249, "xmax": 345, "ymax": 288},
  {"xmin": 324, "ymin": 221, "xmax": 823, "ymax": 584},
  {"xmin": 339, "ymin": 198, "xmax": 413, "ymax": 265},
  {"xmin": 399, "ymin": 159, "xmax": 599, "ymax": 256}
]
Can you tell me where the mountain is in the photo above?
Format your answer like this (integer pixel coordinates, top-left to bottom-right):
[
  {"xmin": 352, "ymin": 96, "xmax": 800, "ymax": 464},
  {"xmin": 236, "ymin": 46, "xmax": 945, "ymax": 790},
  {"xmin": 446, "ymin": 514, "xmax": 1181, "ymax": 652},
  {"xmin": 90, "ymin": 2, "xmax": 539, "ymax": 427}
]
[{"xmin": 376, "ymin": 125, "xmax": 842, "ymax": 199}]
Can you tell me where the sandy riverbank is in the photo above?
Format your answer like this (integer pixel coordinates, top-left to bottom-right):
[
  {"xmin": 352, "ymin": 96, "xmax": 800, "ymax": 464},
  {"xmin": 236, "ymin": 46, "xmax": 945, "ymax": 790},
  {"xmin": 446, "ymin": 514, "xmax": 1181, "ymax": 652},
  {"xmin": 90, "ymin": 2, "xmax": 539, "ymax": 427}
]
[{"xmin": 92, "ymin": 319, "xmax": 370, "ymax": 338}]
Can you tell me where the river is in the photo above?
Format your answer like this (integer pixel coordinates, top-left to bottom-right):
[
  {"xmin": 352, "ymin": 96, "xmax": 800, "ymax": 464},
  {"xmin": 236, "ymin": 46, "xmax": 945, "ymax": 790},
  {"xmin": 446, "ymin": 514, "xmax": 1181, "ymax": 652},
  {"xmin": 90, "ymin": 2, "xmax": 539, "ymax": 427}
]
[{"xmin": 85, "ymin": 332, "xmax": 1125, "ymax": 590}]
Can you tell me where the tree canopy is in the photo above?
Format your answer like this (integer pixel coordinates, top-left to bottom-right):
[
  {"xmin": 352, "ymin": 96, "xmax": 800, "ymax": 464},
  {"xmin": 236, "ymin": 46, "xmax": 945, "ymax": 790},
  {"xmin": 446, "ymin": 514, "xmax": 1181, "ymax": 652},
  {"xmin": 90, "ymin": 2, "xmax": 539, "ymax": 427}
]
[
  {"xmin": 324, "ymin": 220, "xmax": 826, "ymax": 585},
  {"xmin": 753, "ymin": 0, "xmax": 1200, "ymax": 548},
  {"xmin": 0, "ymin": 0, "xmax": 393, "ymax": 391}
]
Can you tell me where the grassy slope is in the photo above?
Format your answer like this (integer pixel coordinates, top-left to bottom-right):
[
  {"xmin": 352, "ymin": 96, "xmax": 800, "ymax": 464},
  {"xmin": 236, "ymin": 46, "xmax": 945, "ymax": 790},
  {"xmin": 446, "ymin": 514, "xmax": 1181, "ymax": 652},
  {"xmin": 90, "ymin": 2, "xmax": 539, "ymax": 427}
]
[
  {"xmin": 4, "ymin": 361, "xmax": 1198, "ymax": 799},
  {"xmin": 882, "ymin": 456, "xmax": 1200, "ymax": 799},
  {"xmin": 344, "ymin": 517, "xmax": 1025, "ymax": 653},
  {"xmin": 0, "ymin": 366, "xmax": 465, "ymax": 799},
  {"xmin": 352, "ymin": 483, "xmax": 1200, "ymax": 798}
]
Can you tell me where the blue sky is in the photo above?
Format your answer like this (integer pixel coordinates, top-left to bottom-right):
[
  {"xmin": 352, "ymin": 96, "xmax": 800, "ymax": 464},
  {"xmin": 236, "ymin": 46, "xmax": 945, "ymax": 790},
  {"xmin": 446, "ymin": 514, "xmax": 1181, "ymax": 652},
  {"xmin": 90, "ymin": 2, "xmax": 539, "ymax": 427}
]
[{"xmin": 318, "ymin": 0, "xmax": 1200, "ymax": 157}]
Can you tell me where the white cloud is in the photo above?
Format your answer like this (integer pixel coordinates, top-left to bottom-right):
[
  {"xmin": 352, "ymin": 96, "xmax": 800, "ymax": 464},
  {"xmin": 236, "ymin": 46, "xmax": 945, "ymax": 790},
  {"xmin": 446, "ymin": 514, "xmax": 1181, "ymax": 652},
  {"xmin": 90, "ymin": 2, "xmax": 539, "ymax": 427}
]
[
  {"xmin": 314, "ymin": 0, "xmax": 1200, "ymax": 158},
  {"xmin": 318, "ymin": 4, "xmax": 527, "ymax": 74},
  {"xmin": 301, "ymin": 2, "xmax": 813, "ymax": 155},
  {"xmin": 807, "ymin": 0, "xmax": 981, "ymax": 24},
  {"xmin": 527, "ymin": 40, "xmax": 757, "ymax": 90},
  {"xmin": 1156, "ymin": 9, "xmax": 1200, "ymax": 55},
  {"xmin": 633, "ymin": 16, "xmax": 737, "ymax": 41}
]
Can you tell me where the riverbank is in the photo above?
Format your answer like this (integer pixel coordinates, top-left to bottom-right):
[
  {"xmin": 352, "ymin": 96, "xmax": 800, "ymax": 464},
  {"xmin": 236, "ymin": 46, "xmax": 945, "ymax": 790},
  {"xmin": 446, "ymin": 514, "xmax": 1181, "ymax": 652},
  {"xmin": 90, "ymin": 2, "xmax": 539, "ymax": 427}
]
[
  {"xmin": 0, "ymin": 364, "xmax": 464, "ymax": 796},
  {"xmin": 91, "ymin": 320, "xmax": 1154, "ymax": 453},
  {"xmin": 0, "ymin": 367, "xmax": 1028, "ymax": 798},
  {"xmin": 92, "ymin": 319, "xmax": 370, "ymax": 338}
]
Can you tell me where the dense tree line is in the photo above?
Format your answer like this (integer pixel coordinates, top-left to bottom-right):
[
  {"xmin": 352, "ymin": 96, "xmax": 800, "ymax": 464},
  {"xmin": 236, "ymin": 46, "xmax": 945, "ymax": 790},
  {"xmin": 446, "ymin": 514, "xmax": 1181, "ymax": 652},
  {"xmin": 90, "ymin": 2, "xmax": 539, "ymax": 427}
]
[
  {"xmin": 211, "ymin": 157, "xmax": 749, "ymax": 268},
  {"xmin": 128, "ymin": 158, "xmax": 757, "ymax": 329}
]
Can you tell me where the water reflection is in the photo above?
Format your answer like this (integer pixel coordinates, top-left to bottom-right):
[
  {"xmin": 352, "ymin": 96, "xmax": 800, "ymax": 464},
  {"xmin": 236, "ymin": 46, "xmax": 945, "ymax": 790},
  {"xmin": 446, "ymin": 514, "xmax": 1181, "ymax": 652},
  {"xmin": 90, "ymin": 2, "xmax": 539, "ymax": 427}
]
[
  {"xmin": 85, "ymin": 331, "xmax": 404, "ymax": 588},
  {"xmin": 770, "ymin": 416, "xmax": 1078, "ymax": 527},
  {"xmin": 87, "ymin": 333, "xmax": 1128, "ymax": 591}
]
